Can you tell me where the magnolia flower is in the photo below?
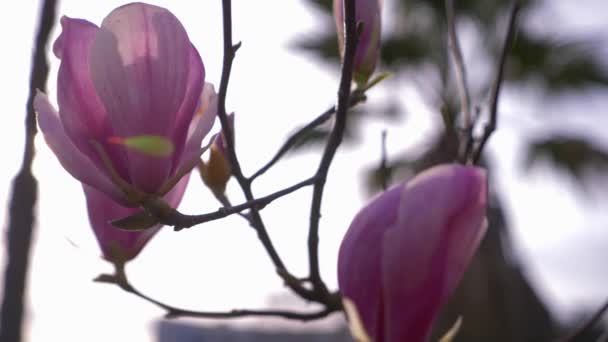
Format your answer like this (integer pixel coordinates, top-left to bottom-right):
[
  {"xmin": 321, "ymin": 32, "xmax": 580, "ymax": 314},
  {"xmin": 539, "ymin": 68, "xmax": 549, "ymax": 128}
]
[
  {"xmin": 334, "ymin": 0, "xmax": 382, "ymax": 86},
  {"xmin": 338, "ymin": 164, "xmax": 487, "ymax": 342},
  {"xmin": 36, "ymin": 3, "xmax": 215, "ymax": 204},
  {"xmin": 35, "ymin": 3, "xmax": 216, "ymax": 260}
]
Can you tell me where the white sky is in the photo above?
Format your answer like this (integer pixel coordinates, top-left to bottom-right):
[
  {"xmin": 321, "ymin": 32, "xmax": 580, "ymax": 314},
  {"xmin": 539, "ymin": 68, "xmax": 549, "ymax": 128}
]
[{"xmin": 0, "ymin": 1, "xmax": 607, "ymax": 341}]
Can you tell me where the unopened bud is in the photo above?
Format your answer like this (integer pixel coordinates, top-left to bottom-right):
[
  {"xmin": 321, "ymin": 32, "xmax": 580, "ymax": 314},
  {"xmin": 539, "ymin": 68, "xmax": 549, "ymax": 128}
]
[
  {"xmin": 334, "ymin": 0, "xmax": 382, "ymax": 86},
  {"xmin": 199, "ymin": 114, "xmax": 234, "ymax": 196}
]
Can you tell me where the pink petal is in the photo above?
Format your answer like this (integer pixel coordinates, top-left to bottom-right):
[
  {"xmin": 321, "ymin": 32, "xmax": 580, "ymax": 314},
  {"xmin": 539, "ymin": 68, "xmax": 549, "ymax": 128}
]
[
  {"xmin": 35, "ymin": 91, "xmax": 127, "ymax": 206},
  {"xmin": 170, "ymin": 46, "xmax": 206, "ymax": 168},
  {"xmin": 334, "ymin": 0, "xmax": 381, "ymax": 84},
  {"xmin": 89, "ymin": 3, "xmax": 203, "ymax": 192},
  {"xmin": 83, "ymin": 171, "xmax": 191, "ymax": 261},
  {"xmin": 174, "ymin": 82, "xmax": 217, "ymax": 173},
  {"xmin": 54, "ymin": 16, "xmax": 129, "ymax": 178},
  {"xmin": 338, "ymin": 183, "xmax": 403, "ymax": 340},
  {"xmin": 381, "ymin": 165, "xmax": 487, "ymax": 342}
]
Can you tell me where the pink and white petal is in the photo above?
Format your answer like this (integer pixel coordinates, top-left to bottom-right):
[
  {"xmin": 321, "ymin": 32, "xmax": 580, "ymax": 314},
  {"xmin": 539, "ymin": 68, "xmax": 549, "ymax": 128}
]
[
  {"xmin": 162, "ymin": 169, "xmax": 191, "ymax": 209},
  {"xmin": 83, "ymin": 185, "xmax": 159, "ymax": 261},
  {"xmin": 173, "ymin": 82, "xmax": 217, "ymax": 173},
  {"xmin": 89, "ymin": 3, "xmax": 194, "ymax": 139},
  {"xmin": 381, "ymin": 165, "xmax": 487, "ymax": 342},
  {"xmin": 441, "ymin": 168, "xmax": 487, "ymax": 297},
  {"xmin": 54, "ymin": 17, "xmax": 113, "ymax": 159},
  {"xmin": 35, "ymin": 91, "xmax": 127, "ymax": 206},
  {"xmin": 170, "ymin": 46, "xmax": 206, "ymax": 164},
  {"xmin": 338, "ymin": 183, "xmax": 403, "ymax": 340},
  {"xmin": 83, "ymin": 171, "xmax": 191, "ymax": 261}
]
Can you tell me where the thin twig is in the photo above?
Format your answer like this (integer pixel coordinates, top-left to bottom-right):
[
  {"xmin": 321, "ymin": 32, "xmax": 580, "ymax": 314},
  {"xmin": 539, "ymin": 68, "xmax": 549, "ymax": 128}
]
[
  {"xmin": 445, "ymin": 0, "xmax": 473, "ymax": 163},
  {"xmin": 308, "ymin": 0, "xmax": 359, "ymax": 300},
  {"xmin": 0, "ymin": 1, "xmax": 57, "ymax": 341},
  {"xmin": 249, "ymin": 93, "xmax": 366, "ymax": 181},
  {"xmin": 97, "ymin": 262, "xmax": 339, "ymax": 322},
  {"xmin": 215, "ymin": 0, "xmax": 313, "ymax": 301},
  {"xmin": 558, "ymin": 299, "xmax": 608, "ymax": 342},
  {"xmin": 473, "ymin": 0, "xmax": 521, "ymax": 164},
  {"xmin": 166, "ymin": 177, "xmax": 316, "ymax": 230},
  {"xmin": 379, "ymin": 130, "xmax": 390, "ymax": 190}
]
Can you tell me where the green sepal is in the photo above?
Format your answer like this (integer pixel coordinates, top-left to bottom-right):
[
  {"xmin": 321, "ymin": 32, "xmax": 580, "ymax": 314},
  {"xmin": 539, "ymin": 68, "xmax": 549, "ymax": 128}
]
[{"xmin": 111, "ymin": 210, "xmax": 159, "ymax": 231}]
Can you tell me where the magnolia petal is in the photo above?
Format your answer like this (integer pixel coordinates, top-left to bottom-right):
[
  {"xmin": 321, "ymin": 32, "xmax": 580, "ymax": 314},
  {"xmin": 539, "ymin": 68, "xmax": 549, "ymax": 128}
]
[
  {"xmin": 170, "ymin": 47, "xmax": 206, "ymax": 166},
  {"xmin": 343, "ymin": 297, "xmax": 372, "ymax": 342},
  {"xmin": 381, "ymin": 165, "xmax": 487, "ymax": 342},
  {"xmin": 90, "ymin": 3, "xmax": 192, "ymax": 137},
  {"xmin": 439, "ymin": 317, "xmax": 463, "ymax": 342},
  {"xmin": 338, "ymin": 183, "xmax": 403, "ymax": 340},
  {"xmin": 175, "ymin": 82, "xmax": 217, "ymax": 173},
  {"xmin": 35, "ymin": 91, "xmax": 127, "ymax": 206},
  {"xmin": 54, "ymin": 16, "xmax": 117, "ymax": 167},
  {"xmin": 83, "ymin": 170, "xmax": 191, "ymax": 261},
  {"xmin": 90, "ymin": 3, "xmax": 201, "ymax": 192}
]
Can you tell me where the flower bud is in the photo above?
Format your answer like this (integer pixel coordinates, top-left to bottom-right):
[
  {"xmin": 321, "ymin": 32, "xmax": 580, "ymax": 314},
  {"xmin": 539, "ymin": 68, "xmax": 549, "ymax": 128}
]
[
  {"xmin": 338, "ymin": 164, "xmax": 487, "ymax": 341},
  {"xmin": 199, "ymin": 114, "xmax": 233, "ymax": 196},
  {"xmin": 334, "ymin": 0, "xmax": 382, "ymax": 86}
]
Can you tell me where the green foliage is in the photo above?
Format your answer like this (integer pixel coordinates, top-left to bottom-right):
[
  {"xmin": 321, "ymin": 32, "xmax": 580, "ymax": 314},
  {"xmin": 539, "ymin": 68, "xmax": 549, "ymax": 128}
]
[
  {"xmin": 295, "ymin": 0, "xmax": 608, "ymax": 190},
  {"xmin": 525, "ymin": 136, "xmax": 608, "ymax": 182},
  {"xmin": 509, "ymin": 36, "xmax": 608, "ymax": 89}
]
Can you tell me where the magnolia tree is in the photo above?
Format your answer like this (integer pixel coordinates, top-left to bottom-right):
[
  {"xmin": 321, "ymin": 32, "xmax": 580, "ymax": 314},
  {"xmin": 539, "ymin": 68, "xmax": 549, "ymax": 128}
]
[{"xmin": 2, "ymin": 0, "xmax": 604, "ymax": 341}]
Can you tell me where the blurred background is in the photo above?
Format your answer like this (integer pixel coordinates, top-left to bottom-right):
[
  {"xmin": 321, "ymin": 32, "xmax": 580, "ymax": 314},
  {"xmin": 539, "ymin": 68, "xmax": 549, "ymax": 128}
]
[{"xmin": 1, "ymin": 0, "xmax": 607, "ymax": 341}]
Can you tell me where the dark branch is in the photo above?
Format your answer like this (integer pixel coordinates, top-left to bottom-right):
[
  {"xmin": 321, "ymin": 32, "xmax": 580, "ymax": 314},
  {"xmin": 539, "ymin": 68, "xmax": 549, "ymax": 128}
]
[
  {"xmin": 249, "ymin": 93, "xmax": 366, "ymax": 181},
  {"xmin": 308, "ymin": 0, "xmax": 359, "ymax": 300},
  {"xmin": 96, "ymin": 262, "xmax": 340, "ymax": 323},
  {"xmin": 558, "ymin": 298, "xmax": 608, "ymax": 342},
  {"xmin": 215, "ymin": 0, "xmax": 314, "ymax": 302},
  {"xmin": 445, "ymin": 0, "xmax": 473, "ymax": 163},
  {"xmin": 473, "ymin": 0, "xmax": 521, "ymax": 164},
  {"xmin": 162, "ymin": 177, "xmax": 316, "ymax": 230},
  {"xmin": 379, "ymin": 130, "xmax": 390, "ymax": 190},
  {"xmin": 0, "ymin": 1, "xmax": 57, "ymax": 341}
]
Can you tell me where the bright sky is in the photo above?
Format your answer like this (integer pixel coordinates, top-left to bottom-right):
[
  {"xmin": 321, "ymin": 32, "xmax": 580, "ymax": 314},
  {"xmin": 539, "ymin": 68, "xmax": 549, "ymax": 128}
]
[{"xmin": 1, "ymin": 0, "xmax": 607, "ymax": 341}]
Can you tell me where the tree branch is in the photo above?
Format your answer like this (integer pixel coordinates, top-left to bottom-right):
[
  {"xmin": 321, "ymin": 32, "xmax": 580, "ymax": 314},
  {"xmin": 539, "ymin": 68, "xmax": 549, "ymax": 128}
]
[
  {"xmin": 0, "ymin": 1, "xmax": 57, "ymax": 341},
  {"xmin": 308, "ymin": 0, "xmax": 359, "ymax": 300},
  {"xmin": 96, "ymin": 262, "xmax": 340, "ymax": 322},
  {"xmin": 249, "ymin": 92, "xmax": 366, "ymax": 181},
  {"xmin": 214, "ymin": 0, "xmax": 314, "ymax": 302},
  {"xmin": 445, "ymin": 0, "xmax": 473, "ymax": 162},
  {"xmin": 379, "ymin": 130, "xmax": 390, "ymax": 190},
  {"xmin": 473, "ymin": 0, "xmax": 521, "ymax": 164},
  {"xmin": 558, "ymin": 298, "xmax": 608, "ymax": 342},
  {"xmin": 159, "ymin": 177, "xmax": 317, "ymax": 230}
]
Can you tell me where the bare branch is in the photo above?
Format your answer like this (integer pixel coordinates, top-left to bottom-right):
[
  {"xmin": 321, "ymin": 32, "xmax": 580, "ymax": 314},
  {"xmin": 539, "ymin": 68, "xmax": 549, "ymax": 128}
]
[
  {"xmin": 161, "ymin": 177, "xmax": 316, "ymax": 230},
  {"xmin": 250, "ymin": 92, "xmax": 366, "ymax": 181},
  {"xmin": 445, "ymin": 0, "xmax": 473, "ymax": 162},
  {"xmin": 308, "ymin": 0, "xmax": 360, "ymax": 300},
  {"xmin": 473, "ymin": 0, "xmax": 521, "ymax": 164},
  {"xmin": 214, "ymin": 0, "xmax": 314, "ymax": 302},
  {"xmin": 96, "ymin": 262, "xmax": 340, "ymax": 323},
  {"xmin": 558, "ymin": 298, "xmax": 608, "ymax": 342},
  {"xmin": 379, "ymin": 130, "xmax": 390, "ymax": 190},
  {"xmin": 1, "ymin": 1, "xmax": 57, "ymax": 341}
]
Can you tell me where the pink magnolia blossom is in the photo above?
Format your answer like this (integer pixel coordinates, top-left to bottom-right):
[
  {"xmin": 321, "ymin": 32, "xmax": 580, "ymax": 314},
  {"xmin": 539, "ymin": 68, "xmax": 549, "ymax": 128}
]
[
  {"xmin": 338, "ymin": 164, "xmax": 487, "ymax": 342},
  {"xmin": 35, "ymin": 3, "xmax": 217, "ymax": 260},
  {"xmin": 334, "ymin": 0, "xmax": 382, "ymax": 85}
]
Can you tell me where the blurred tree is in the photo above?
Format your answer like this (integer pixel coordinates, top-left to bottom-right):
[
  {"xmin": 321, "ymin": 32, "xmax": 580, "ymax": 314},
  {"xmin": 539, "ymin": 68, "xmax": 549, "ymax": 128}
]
[{"xmin": 295, "ymin": 0, "xmax": 608, "ymax": 340}]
